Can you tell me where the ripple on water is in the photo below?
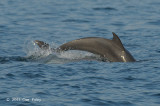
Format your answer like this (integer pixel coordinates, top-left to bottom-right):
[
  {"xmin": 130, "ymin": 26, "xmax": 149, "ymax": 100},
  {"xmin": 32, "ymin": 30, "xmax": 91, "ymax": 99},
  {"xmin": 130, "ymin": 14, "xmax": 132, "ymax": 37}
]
[
  {"xmin": 151, "ymin": 93, "xmax": 160, "ymax": 97},
  {"xmin": 5, "ymin": 73, "xmax": 15, "ymax": 79},
  {"xmin": 0, "ymin": 57, "xmax": 10, "ymax": 64},
  {"xmin": 36, "ymin": 92, "xmax": 50, "ymax": 96},
  {"xmin": 21, "ymin": 72, "xmax": 45, "ymax": 79},
  {"xmin": 81, "ymin": 98, "xmax": 134, "ymax": 106},
  {"xmin": 0, "ymin": 56, "xmax": 28, "ymax": 64},
  {"xmin": 0, "ymin": 91, "xmax": 8, "ymax": 94},
  {"xmin": 93, "ymin": 7, "xmax": 118, "ymax": 11},
  {"xmin": 62, "ymin": 19, "xmax": 90, "ymax": 23},
  {"xmin": 147, "ymin": 20, "xmax": 160, "ymax": 26}
]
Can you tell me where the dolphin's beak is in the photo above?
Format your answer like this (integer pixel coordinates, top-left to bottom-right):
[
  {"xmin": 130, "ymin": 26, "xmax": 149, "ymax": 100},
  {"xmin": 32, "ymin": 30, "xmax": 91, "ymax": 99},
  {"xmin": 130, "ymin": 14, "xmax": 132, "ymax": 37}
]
[
  {"xmin": 34, "ymin": 40, "xmax": 49, "ymax": 50},
  {"xmin": 34, "ymin": 40, "xmax": 40, "ymax": 44}
]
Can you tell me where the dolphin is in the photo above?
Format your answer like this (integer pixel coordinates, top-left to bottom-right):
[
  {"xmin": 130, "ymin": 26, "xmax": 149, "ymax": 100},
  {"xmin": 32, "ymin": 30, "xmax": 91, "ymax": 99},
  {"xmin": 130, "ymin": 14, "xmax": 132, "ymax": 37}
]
[{"xmin": 35, "ymin": 32, "xmax": 136, "ymax": 62}]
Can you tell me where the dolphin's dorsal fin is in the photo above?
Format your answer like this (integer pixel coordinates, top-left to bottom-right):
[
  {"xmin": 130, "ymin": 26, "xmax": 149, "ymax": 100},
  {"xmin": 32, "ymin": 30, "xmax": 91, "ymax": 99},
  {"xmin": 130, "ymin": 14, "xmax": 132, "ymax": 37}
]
[{"xmin": 112, "ymin": 32, "xmax": 125, "ymax": 50}]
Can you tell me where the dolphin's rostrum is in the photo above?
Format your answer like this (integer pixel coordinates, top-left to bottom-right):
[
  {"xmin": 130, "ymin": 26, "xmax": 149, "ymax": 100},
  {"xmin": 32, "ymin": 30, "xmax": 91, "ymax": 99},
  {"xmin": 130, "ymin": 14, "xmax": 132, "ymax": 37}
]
[{"xmin": 35, "ymin": 32, "xmax": 135, "ymax": 62}]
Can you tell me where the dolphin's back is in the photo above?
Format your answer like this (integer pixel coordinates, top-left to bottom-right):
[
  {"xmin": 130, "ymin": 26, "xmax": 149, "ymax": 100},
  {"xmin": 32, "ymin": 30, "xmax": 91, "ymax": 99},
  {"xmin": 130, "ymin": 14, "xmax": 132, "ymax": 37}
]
[
  {"xmin": 59, "ymin": 37, "xmax": 124, "ymax": 61},
  {"xmin": 59, "ymin": 37, "xmax": 110, "ymax": 54}
]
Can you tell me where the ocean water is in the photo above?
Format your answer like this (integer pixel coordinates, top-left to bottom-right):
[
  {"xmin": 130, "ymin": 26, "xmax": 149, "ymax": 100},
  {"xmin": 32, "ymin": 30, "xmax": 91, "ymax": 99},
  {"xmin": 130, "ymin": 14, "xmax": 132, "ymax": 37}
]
[{"xmin": 0, "ymin": 0, "xmax": 160, "ymax": 106}]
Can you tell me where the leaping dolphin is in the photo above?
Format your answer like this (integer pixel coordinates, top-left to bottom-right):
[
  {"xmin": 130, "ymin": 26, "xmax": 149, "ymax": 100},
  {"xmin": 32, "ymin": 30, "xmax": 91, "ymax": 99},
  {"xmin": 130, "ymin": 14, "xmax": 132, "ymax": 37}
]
[{"xmin": 35, "ymin": 32, "xmax": 136, "ymax": 62}]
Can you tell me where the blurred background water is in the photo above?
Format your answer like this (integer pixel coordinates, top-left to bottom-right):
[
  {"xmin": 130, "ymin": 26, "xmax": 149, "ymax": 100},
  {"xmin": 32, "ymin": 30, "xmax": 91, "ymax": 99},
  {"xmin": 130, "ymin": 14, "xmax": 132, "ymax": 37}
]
[{"xmin": 0, "ymin": 0, "xmax": 160, "ymax": 106}]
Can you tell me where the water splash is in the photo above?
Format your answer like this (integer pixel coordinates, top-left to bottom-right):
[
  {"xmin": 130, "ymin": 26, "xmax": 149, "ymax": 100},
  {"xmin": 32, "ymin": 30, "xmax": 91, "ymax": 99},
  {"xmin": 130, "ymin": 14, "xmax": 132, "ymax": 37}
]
[{"xmin": 23, "ymin": 39, "xmax": 101, "ymax": 64}]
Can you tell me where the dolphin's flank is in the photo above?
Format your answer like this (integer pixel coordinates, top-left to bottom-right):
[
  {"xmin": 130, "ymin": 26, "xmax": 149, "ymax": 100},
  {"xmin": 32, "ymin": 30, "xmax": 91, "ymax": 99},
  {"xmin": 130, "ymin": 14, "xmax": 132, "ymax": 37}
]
[{"xmin": 35, "ymin": 32, "xmax": 136, "ymax": 62}]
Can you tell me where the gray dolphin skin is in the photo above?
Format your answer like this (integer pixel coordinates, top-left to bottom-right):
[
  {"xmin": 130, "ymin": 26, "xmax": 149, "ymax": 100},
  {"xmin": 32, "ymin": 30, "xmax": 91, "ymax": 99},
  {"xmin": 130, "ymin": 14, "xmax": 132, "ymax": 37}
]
[{"xmin": 35, "ymin": 32, "xmax": 136, "ymax": 62}]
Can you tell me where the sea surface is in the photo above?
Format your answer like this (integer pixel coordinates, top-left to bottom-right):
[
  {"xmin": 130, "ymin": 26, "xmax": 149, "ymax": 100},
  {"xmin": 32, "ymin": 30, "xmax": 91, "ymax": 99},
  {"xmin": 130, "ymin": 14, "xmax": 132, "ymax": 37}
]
[{"xmin": 0, "ymin": 0, "xmax": 160, "ymax": 106}]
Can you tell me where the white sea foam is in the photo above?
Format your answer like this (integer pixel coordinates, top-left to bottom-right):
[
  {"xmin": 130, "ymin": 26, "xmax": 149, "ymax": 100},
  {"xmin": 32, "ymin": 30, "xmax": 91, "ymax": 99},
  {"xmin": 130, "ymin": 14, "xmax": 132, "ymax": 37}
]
[{"xmin": 24, "ymin": 39, "xmax": 100, "ymax": 63}]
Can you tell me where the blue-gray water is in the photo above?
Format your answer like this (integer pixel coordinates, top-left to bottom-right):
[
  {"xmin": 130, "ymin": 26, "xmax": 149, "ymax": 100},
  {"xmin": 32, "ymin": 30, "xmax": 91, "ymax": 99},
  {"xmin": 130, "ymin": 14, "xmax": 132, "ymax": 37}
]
[{"xmin": 0, "ymin": 0, "xmax": 160, "ymax": 106}]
